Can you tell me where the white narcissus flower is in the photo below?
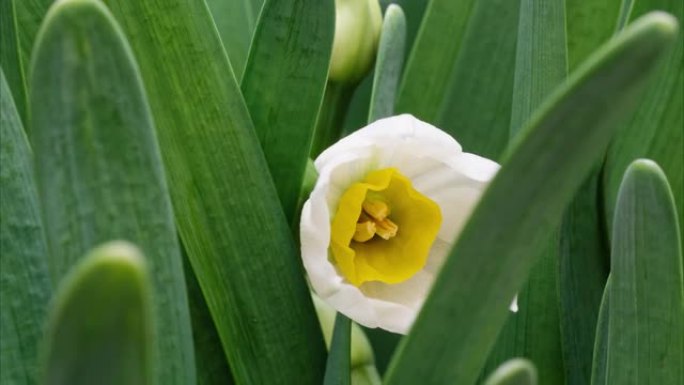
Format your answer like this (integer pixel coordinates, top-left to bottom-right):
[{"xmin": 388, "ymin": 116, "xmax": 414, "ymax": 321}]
[{"xmin": 300, "ymin": 114, "xmax": 507, "ymax": 334}]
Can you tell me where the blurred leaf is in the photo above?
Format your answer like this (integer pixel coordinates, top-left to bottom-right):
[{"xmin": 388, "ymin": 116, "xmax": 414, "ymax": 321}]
[
  {"xmin": 607, "ymin": 160, "xmax": 683, "ymax": 384},
  {"xmin": 483, "ymin": 359, "xmax": 538, "ymax": 385},
  {"xmin": 368, "ymin": 4, "xmax": 406, "ymax": 123},
  {"xmin": 590, "ymin": 276, "xmax": 610, "ymax": 385},
  {"xmin": 566, "ymin": 0, "xmax": 623, "ymax": 71},
  {"xmin": 483, "ymin": 0, "xmax": 566, "ymax": 382},
  {"xmin": 13, "ymin": 0, "xmax": 51, "ymax": 80},
  {"xmin": 41, "ymin": 241, "xmax": 152, "ymax": 385},
  {"xmin": 0, "ymin": 0, "xmax": 27, "ymax": 125},
  {"xmin": 101, "ymin": 0, "xmax": 327, "ymax": 383},
  {"xmin": 182, "ymin": 248, "xmax": 234, "ymax": 385},
  {"xmin": 384, "ymin": 13, "xmax": 678, "ymax": 385},
  {"xmin": 324, "ymin": 314, "xmax": 352, "ymax": 385},
  {"xmin": 206, "ymin": 0, "xmax": 263, "ymax": 80},
  {"xmin": 603, "ymin": 0, "xmax": 683, "ymax": 243},
  {"xmin": 0, "ymin": 68, "xmax": 51, "ymax": 385},
  {"xmin": 396, "ymin": 0, "xmax": 521, "ymax": 160},
  {"xmin": 29, "ymin": 1, "xmax": 196, "ymax": 384},
  {"xmin": 241, "ymin": 0, "xmax": 334, "ymax": 223}
]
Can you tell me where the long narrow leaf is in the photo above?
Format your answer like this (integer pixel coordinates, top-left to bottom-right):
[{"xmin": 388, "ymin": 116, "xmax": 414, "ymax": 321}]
[
  {"xmin": 241, "ymin": 0, "xmax": 334, "ymax": 222},
  {"xmin": 41, "ymin": 241, "xmax": 152, "ymax": 385},
  {"xmin": 206, "ymin": 0, "xmax": 263, "ymax": 80},
  {"xmin": 101, "ymin": 0, "xmax": 327, "ymax": 383},
  {"xmin": 182, "ymin": 248, "xmax": 234, "ymax": 385},
  {"xmin": 0, "ymin": 68, "xmax": 51, "ymax": 385},
  {"xmin": 590, "ymin": 276, "xmax": 611, "ymax": 385},
  {"xmin": 483, "ymin": 359, "xmax": 538, "ymax": 385},
  {"xmin": 13, "ymin": 0, "xmax": 51, "ymax": 82},
  {"xmin": 0, "ymin": 0, "xmax": 27, "ymax": 125},
  {"xmin": 483, "ymin": 0, "xmax": 567, "ymax": 381},
  {"xmin": 384, "ymin": 13, "xmax": 678, "ymax": 385},
  {"xmin": 566, "ymin": 0, "xmax": 623, "ymax": 71},
  {"xmin": 396, "ymin": 0, "xmax": 521, "ymax": 159},
  {"xmin": 607, "ymin": 160, "xmax": 683, "ymax": 384},
  {"xmin": 324, "ymin": 314, "xmax": 352, "ymax": 385},
  {"xmin": 603, "ymin": 0, "xmax": 683, "ymax": 243},
  {"xmin": 368, "ymin": 4, "xmax": 406, "ymax": 123},
  {"xmin": 30, "ymin": 1, "xmax": 196, "ymax": 384}
]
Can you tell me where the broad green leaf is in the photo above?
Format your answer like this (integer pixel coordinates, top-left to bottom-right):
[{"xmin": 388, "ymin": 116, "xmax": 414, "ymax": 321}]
[
  {"xmin": 396, "ymin": 0, "xmax": 521, "ymax": 160},
  {"xmin": 483, "ymin": 359, "xmax": 538, "ymax": 385},
  {"xmin": 0, "ymin": 68, "xmax": 51, "ymax": 385},
  {"xmin": 206, "ymin": 0, "xmax": 263, "ymax": 80},
  {"xmin": 29, "ymin": 1, "xmax": 195, "ymax": 384},
  {"xmin": 0, "ymin": 0, "xmax": 27, "ymax": 125},
  {"xmin": 384, "ymin": 13, "xmax": 678, "ymax": 385},
  {"xmin": 241, "ymin": 0, "xmax": 334, "ymax": 223},
  {"xmin": 368, "ymin": 4, "xmax": 406, "ymax": 123},
  {"xmin": 483, "ymin": 0, "xmax": 566, "ymax": 382},
  {"xmin": 182, "ymin": 248, "xmax": 234, "ymax": 385},
  {"xmin": 590, "ymin": 276, "xmax": 611, "ymax": 385},
  {"xmin": 607, "ymin": 160, "xmax": 683, "ymax": 384},
  {"xmin": 603, "ymin": 0, "xmax": 683, "ymax": 243},
  {"xmin": 41, "ymin": 241, "xmax": 152, "ymax": 385},
  {"xmin": 566, "ymin": 0, "xmax": 623, "ymax": 70},
  {"xmin": 100, "ymin": 0, "xmax": 327, "ymax": 383},
  {"xmin": 324, "ymin": 314, "xmax": 352, "ymax": 385}
]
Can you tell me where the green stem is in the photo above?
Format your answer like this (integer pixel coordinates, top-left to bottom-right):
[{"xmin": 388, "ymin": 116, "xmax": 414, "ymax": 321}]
[{"xmin": 311, "ymin": 81, "xmax": 355, "ymax": 157}]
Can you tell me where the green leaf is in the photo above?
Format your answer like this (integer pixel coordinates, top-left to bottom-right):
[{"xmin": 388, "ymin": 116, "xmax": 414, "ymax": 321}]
[
  {"xmin": 560, "ymin": 1, "xmax": 621, "ymax": 383},
  {"xmin": 590, "ymin": 276, "xmax": 611, "ymax": 385},
  {"xmin": 558, "ymin": 173, "xmax": 610, "ymax": 385},
  {"xmin": 566, "ymin": 0, "xmax": 623, "ymax": 71},
  {"xmin": 0, "ymin": 0, "xmax": 28, "ymax": 125},
  {"xmin": 607, "ymin": 160, "xmax": 683, "ymax": 384},
  {"xmin": 483, "ymin": 0, "xmax": 567, "ymax": 382},
  {"xmin": 29, "ymin": 1, "xmax": 196, "ymax": 384},
  {"xmin": 368, "ymin": 4, "xmax": 406, "ymax": 123},
  {"xmin": 396, "ymin": 0, "xmax": 521, "ymax": 159},
  {"xmin": 0, "ymin": 68, "xmax": 52, "ymax": 385},
  {"xmin": 483, "ymin": 359, "xmax": 538, "ymax": 385},
  {"xmin": 324, "ymin": 314, "xmax": 352, "ymax": 385},
  {"xmin": 182, "ymin": 248, "xmax": 234, "ymax": 385},
  {"xmin": 206, "ymin": 0, "xmax": 263, "ymax": 80},
  {"xmin": 384, "ymin": 12, "xmax": 678, "ymax": 385},
  {"xmin": 603, "ymin": 0, "xmax": 683, "ymax": 244},
  {"xmin": 40, "ymin": 241, "xmax": 153, "ymax": 385},
  {"xmin": 100, "ymin": 0, "xmax": 328, "ymax": 383},
  {"xmin": 13, "ymin": 0, "xmax": 51, "ymax": 84},
  {"xmin": 241, "ymin": 0, "xmax": 334, "ymax": 222}
]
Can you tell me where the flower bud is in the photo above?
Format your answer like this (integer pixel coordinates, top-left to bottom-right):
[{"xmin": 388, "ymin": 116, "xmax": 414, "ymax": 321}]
[{"xmin": 329, "ymin": 0, "xmax": 382, "ymax": 84}]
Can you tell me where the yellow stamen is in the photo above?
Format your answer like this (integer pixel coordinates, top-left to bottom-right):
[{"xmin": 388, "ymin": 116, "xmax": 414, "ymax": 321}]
[
  {"xmin": 362, "ymin": 198, "xmax": 390, "ymax": 220},
  {"xmin": 374, "ymin": 217, "xmax": 398, "ymax": 240},
  {"xmin": 353, "ymin": 221, "xmax": 376, "ymax": 242}
]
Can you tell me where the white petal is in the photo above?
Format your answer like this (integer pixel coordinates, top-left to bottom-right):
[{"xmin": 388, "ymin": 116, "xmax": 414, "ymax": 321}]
[{"xmin": 300, "ymin": 114, "xmax": 501, "ymax": 334}]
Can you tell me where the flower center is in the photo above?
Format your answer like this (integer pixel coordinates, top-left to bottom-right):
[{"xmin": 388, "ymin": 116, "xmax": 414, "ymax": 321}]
[
  {"xmin": 353, "ymin": 197, "xmax": 399, "ymax": 242},
  {"xmin": 330, "ymin": 168, "xmax": 442, "ymax": 286}
]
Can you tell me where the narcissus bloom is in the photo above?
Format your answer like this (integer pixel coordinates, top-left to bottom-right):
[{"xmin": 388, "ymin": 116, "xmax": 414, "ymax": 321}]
[{"xmin": 300, "ymin": 115, "xmax": 501, "ymax": 334}]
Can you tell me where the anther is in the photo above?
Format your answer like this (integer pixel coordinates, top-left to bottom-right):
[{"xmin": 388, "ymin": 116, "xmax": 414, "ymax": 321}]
[{"xmin": 354, "ymin": 220, "xmax": 376, "ymax": 242}]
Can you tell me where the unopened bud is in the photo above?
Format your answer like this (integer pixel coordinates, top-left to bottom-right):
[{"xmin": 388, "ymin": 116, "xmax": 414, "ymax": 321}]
[{"xmin": 329, "ymin": 0, "xmax": 382, "ymax": 84}]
